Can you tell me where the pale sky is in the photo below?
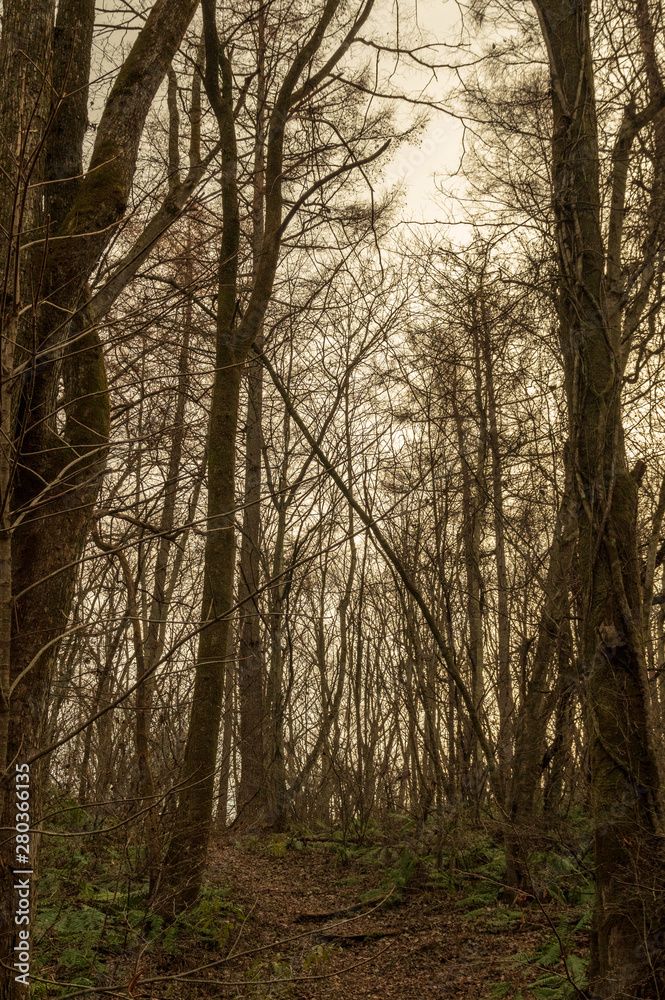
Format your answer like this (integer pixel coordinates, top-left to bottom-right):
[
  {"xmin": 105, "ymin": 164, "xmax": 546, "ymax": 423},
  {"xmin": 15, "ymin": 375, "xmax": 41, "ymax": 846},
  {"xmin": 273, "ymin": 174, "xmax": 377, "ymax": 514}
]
[
  {"xmin": 89, "ymin": 1, "xmax": 473, "ymax": 225},
  {"xmin": 365, "ymin": 0, "xmax": 475, "ymax": 223}
]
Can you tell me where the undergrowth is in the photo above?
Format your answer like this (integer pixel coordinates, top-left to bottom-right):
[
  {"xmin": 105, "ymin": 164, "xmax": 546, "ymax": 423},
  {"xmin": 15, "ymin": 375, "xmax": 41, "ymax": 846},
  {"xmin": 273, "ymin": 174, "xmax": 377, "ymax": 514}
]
[
  {"xmin": 34, "ymin": 799, "xmax": 243, "ymax": 996},
  {"xmin": 315, "ymin": 814, "xmax": 594, "ymax": 998},
  {"xmin": 34, "ymin": 799, "xmax": 594, "ymax": 999}
]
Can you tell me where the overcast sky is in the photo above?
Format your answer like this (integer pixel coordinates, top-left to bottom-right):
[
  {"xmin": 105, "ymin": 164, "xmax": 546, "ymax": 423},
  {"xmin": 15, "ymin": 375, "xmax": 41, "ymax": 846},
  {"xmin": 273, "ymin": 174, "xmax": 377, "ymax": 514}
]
[
  {"xmin": 90, "ymin": 0, "xmax": 474, "ymax": 227},
  {"xmin": 366, "ymin": 0, "xmax": 477, "ymax": 226}
]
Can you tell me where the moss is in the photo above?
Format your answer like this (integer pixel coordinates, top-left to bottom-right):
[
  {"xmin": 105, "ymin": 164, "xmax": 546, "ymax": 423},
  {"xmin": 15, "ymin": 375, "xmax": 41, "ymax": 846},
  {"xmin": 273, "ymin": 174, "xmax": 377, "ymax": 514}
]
[
  {"xmin": 62, "ymin": 324, "xmax": 109, "ymax": 471},
  {"xmin": 609, "ymin": 469, "xmax": 637, "ymax": 536},
  {"xmin": 60, "ymin": 154, "xmax": 127, "ymax": 237}
]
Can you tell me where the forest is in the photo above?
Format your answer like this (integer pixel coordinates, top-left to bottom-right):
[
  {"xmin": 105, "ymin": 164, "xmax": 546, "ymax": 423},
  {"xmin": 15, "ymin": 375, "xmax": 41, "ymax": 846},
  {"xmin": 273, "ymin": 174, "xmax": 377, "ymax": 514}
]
[{"xmin": 1, "ymin": 0, "xmax": 664, "ymax": 997}]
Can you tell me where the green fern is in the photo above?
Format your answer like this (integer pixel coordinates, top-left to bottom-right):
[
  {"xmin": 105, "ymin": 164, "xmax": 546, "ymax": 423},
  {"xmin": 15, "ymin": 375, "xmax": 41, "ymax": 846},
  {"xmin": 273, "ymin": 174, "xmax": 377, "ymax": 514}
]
[
  {"xmin": 487, "ymin": 983, "xmax": 512, "ymax": 998},
  {"xmin": 508, "ymin": 925, "xmax": 588, "ymax": 998},
  {"xmin": 360, "ymin": 848, "xmax": 419, "ymax": 905},
  {"xmin": 456, "ymin": 885, "xmax": 499, "ymax": 908}
]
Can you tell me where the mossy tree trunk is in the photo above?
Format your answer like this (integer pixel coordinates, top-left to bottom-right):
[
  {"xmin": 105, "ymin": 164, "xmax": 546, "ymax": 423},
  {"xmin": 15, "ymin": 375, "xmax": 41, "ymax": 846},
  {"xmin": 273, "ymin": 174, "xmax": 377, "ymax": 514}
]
[
  {"xmin": 0, "ymin": 0, "xmax": 200, "ymax": 991},
  {"xmin": 4, "ymin": 0, "xmax": 201, "ymax": 773},
  {"xmin": 534, "ymin": 1, "xmax": 665, "ymax": 993}
]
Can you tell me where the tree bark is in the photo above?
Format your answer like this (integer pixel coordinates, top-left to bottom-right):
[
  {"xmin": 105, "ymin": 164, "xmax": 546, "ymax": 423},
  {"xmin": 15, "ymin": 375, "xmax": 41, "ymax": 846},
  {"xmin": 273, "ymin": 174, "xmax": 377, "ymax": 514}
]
[
  {"xmin": 264, "ymin": 417, "xmax": 291, "ymax": 830},
  {"xmin": 159, "ymin": 343, "xmax": 242, "ymax": 913},
  {"xmin": 0, "ymin": 1, "xmax": 201, "ymax": 989},
  {"xmin": 505, "ymin": 467, "xmax": 576, "ymax": 891},
  {"xmin": 533, "ymin": 1, "xmax": 665, "ymax": 993},
  {"xmin": 237, "ymin": 9, "xmax": 267, "ymax": 826},
  {"xmin": 479, "ymin": 300, "xmax": 514, "ymax": 788},
  {"xmin": 236, "ymin": 352, "xmax": 266, "ymax": 823},
  {"xmin": 452, "ymin": 361, "xmax": 487, "ymax": 805}
]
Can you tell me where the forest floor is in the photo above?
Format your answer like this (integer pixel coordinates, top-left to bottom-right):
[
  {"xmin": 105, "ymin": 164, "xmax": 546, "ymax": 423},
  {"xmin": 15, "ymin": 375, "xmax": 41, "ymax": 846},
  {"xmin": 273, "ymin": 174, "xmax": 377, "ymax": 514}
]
[
  {"xmin": 145, "ymin": 827, "xmax": 591, "ymax": 1000},
  {"xmin": 36, "ymin": 815, "xmax": 592, "ymax": 999}
]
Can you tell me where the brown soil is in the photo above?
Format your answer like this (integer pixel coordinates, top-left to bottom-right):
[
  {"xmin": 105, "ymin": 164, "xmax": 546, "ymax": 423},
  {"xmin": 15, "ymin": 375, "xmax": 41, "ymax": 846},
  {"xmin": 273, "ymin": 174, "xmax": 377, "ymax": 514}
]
[{"xmin": 161, "ymin": 834, "xmax": 572, "ymax": 1000}]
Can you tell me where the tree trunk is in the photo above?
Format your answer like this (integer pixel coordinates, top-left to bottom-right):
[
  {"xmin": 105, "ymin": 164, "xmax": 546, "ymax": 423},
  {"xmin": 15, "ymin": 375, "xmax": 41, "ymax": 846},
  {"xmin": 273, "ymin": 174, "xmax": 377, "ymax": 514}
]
[
  {"xmin": 237, "ymin": 7, "xmax": 267, "ymax": 826},
  {"xmin": 236, "ymin": 351, "xmax": 266, "ymax": 824},
  {"xmin": 452, "ymin": 363, "xmax": 487, "ymax": 805},
  {"xmin": 534, "ymin": 1, "xmax": 665, "ymax": 992},
  {"xmin": 264, "ymin": 426, "xmax": 290, "ymax": 830},
  {"xmin": 159, "ymin": 345, "xmax": 242, "ymax": 913},
  {"xmin": 479, "ymin": 303, "xmax": 514, "ymax": 788},
  {"xmin": 216, "ymin": 627, "xmax": 236, "ymax": 828},
  {"xmin": 0, "ymin": 0, "xmax": 203, "ymax": 981},
  {"xmin": 158, "ymin": 0, "xmax": 359, "ymax": 908},
  {"xmin": 505, "ymin": 464, "xmax": 576, "ymax": 891}
]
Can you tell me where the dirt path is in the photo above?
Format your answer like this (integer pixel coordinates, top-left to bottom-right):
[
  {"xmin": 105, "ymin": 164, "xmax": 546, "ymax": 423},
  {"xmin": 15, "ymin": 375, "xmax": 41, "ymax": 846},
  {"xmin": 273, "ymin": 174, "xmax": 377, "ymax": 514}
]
[{"xmin": 200, "ymin": 836, "xmax": 557, "ymax": 999}]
